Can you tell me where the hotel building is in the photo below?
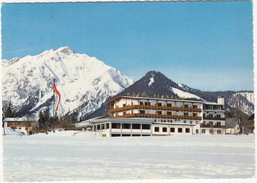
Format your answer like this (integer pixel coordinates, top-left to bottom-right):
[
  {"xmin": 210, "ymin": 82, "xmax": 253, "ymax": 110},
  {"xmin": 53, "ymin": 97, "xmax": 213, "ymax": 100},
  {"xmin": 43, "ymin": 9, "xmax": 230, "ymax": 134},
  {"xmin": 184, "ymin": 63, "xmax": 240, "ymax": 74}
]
[{"xmin": 76, "ymin": 96, "xmax": 226, "ymax": 137}]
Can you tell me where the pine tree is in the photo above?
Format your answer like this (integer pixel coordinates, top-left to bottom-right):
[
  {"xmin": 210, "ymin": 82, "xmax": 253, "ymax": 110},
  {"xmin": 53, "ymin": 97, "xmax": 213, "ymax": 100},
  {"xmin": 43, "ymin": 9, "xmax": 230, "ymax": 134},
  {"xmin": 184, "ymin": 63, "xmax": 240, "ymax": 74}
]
[{"xmin": 5, "ymin": 103, "xmax": 16, "ymax": 117}]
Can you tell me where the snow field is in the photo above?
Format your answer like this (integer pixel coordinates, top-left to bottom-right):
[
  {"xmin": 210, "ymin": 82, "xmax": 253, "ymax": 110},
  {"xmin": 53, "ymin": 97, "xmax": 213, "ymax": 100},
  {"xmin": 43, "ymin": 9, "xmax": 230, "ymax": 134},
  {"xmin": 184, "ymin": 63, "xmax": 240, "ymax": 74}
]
[{"xmin": 3, "ymin": 133, "xmax": 255, "ymax": 182}]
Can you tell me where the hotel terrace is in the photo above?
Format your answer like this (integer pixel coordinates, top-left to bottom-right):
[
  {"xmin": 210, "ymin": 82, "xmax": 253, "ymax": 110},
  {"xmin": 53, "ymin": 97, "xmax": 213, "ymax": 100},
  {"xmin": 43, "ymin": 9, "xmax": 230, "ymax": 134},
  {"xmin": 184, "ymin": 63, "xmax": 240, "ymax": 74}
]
[{"xmin": 76, "ymin": 95, "xmax": 226, "ymax": 137}]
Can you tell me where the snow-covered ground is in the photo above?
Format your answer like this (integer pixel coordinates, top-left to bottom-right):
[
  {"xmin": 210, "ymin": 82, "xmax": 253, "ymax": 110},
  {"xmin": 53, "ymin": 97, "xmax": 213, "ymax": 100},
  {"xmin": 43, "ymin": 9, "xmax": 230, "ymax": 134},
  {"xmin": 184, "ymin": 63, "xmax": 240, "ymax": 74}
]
[{"xmin": 2, "ymin": 130, "xmax": 256, "ymax": 182}]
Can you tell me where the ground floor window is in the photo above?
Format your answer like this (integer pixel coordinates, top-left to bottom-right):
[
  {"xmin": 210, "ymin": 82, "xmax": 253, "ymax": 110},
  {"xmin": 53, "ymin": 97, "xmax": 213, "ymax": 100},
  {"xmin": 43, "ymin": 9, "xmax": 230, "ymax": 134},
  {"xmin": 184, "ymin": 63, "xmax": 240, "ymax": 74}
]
[
  {"xmin": 202, "ymin": 129, "xmax": 206, "ymax": 134},
  {"xmin": 196, "ymin": 129, "xmax": 199, "ymax": 134},
  {"xmin": 155, "ymin": 127, "xmax": 159, "ymax": 132},
  {"xmin": 178, "ymin": 128, "xmax": 183, "ymax": 133},
  {"xmin": 186, "ymin": 128, "xmax": 190, "ymax": 133},
  {"xmin": 142, "ymin": 124, "xmax": 150, "ymax": 129},
  {"xmin": 163, "ymin": 127, "xmax": 167, "ymax": 132},
  {"xmin": 112, "ymin": 123, "xmax": 120, "ymax": 129},
  {"xmin": 132, "ymin": 124, "xmax": 141, "ymax": 129},
  {"xmin": 217, "ymin": 130, "xmax": 222, "ymax": 134},
  {"xmin": 111, "ymin": 134, "xmax": 121, "ymax": 137},
  {"xmin": 122, "ymin": 123, "xmax": 131, "ymax": 129},
  {"xmin": 170, "ymin": 128, "xmax": 175, "ymax": 133},
  {"xmin": 209, "ymin": 129, "xmax": 214, "ymax": 134}
]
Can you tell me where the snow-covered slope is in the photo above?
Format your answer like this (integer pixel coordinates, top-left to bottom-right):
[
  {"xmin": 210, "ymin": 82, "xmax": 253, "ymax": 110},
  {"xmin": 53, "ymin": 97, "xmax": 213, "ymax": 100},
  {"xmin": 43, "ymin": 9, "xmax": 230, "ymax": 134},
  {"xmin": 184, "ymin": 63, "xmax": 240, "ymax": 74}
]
[{"xmin": 2, "ymin": 47, "xmax": 134, "ymax": 118}]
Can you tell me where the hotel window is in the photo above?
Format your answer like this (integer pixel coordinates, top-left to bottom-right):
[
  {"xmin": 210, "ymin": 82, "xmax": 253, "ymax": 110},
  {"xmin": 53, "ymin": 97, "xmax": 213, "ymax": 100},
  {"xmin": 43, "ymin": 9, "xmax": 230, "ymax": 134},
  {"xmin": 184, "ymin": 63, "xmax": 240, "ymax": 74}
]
[
  {"xmin": 209, "ymin": 129, "xmax": 214, "ymax": 134},
  {"xmin": 132, "ymin": 124, "xmax": 141, "ymax": 129},
  {"xmin": 193, "ymin": 105, "xmax": 197, "ymax": 109},
  {"xmin": 101, "ymin": 124, "xmax": 105, "ymax": 129},
  {"xmin": 209, "ymin": 114, "xmax": 213, "ymax": 117},
  {"xmin": 154, "ymin": 127, "xmax": 159, "ymax": 132},
  {"xmin": 186, "ymin": 128, "xmax": 190, "ymax": 133},
  {"xmin": 156, "ymin": 111, "xmax": 162, "ymax": 115},
  {"xmin": 184, "ymin": 113, "xmax": 189, "ymax": 116},
  {"xmin": 170, "ymin": 128, "xmax": 175, "ymax": 132},
  {"xmin": 167, "ymin": 104, "xmax": 172, "ymax": 107},
  {"xmin": 196, "ymin": 129, "xmax": 199, "ymax": 134},
  {"xmin": 167, "ymin": 112, "xmax": 172, "ymax": 115},
  {"xmin": 163, "ymin": 127, "xmax": 167, "ymax": 132},
  {"xmin": 157, "ymin": 103, "xmax": 162, "ymax": 107},
  {"xmin": 145, "ymin": 102, "xmax": 150, "ymax": 106},
  {"xmin": 140, "ymin": 110, "xmax": 145, "ymax": 114},
  {"xmin": 106, "ymin": 123, "xmax": 109, "ymax": 129},
  {"xmin": 216, "ymin": 114, "xmax": 221, "ymax": 118},
  {"xmin": 142, "ymin": 124, "xmax": 150, "ymax": 129},
  {"xmin": 122, "ymin": 123, "xmax": 131, "ymax": 129},
  {"xmin": 184, "ymin": 105, "xmax": 189, "ymax": 108},
  {"xmin": 140, "ymin": 102, "xmax": 144, "ymax": 105},
  {"xmin": 216, "ymin": 122, "xmax": 221, "ymax": 126},
  {"xmin": 202, "ymin": 129, "xmax": 206, "ymax": 134},
  {"xmin": 209, "ymin": 122, "xmax": 213, "ymax": 126},
  {"xmin": 178, "ymin": 128, "xmax": 183, "ymax": 133},
  {"xmin": 112, "ymin": 123, "xmax": 121, "ymax": 129},
  {"xmin": 193, "ymin": 113, "xmax": 197, "ymax": 117}
]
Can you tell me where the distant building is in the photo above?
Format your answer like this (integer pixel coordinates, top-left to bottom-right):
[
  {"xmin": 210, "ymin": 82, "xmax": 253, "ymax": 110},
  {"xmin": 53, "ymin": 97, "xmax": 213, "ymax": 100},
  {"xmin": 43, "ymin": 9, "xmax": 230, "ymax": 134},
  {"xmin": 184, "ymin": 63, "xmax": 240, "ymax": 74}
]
[
  {"xmin": 3, "ymin": 117, "xmax": 39, "ymax": 135},
  {"xmin": 76, "ymin": 96, "xmax": 226, "ymax": 137}
]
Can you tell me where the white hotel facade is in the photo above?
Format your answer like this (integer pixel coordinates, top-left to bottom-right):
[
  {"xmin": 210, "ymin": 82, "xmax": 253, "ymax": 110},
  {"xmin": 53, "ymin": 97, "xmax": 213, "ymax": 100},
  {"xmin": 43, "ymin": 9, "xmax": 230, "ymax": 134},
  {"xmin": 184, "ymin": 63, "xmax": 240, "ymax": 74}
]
[{"xmin": 76, "ymin": 95, "xmax": 226, "ymax": 137}]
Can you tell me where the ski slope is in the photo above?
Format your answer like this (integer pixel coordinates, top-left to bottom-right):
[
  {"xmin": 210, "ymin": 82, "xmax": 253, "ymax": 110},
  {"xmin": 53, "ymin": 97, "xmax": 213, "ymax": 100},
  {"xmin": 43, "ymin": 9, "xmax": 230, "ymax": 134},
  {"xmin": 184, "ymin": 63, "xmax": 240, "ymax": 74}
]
[{"xmin": 2, "ymin": 131, "xmax": 255, "ymax": 182}]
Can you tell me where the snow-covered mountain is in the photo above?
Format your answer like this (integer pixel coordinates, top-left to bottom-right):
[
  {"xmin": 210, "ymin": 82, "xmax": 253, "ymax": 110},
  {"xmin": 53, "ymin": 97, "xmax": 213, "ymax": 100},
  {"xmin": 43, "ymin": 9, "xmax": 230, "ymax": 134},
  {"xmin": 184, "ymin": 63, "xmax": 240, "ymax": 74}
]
[
  {"xmin": 2, "ymin": 47, "xmax": 134, "ymax": 119},
  {"xmin": 86, "ymin": 71, "xmax": 254, "ymax": 119}
]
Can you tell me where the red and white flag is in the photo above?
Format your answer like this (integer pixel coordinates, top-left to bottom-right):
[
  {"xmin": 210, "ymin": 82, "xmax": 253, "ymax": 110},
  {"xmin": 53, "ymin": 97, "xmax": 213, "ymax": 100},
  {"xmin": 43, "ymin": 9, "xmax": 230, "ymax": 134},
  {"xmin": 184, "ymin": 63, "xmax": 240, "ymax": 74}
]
[{"xmin": 53, "ymin": 82, "xmax": 61, "ymax": 111}]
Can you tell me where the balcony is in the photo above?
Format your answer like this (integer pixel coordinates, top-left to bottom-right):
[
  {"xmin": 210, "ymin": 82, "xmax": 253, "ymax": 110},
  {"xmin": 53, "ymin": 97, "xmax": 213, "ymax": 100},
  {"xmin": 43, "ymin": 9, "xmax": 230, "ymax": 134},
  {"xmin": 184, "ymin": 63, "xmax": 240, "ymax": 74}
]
[
  {"xmin": 113, "ymin": 113, "xmax": 202, "ymax": 120},
  {"xmin": 203, "ymin": 116, "xmax": 225, "ymax": 120},
  {"xmin": 201, "ymin": 124, "xmax": 226, "ymax": 128},
  {"xmin": 108, "ymin": 105, "xmax": 202, "ymax": 113}
]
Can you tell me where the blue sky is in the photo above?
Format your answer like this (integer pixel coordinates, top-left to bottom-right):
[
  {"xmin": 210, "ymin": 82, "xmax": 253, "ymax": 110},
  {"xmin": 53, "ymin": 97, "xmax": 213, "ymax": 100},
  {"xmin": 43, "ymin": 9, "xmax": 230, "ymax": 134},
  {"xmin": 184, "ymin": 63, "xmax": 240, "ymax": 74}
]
[{"xmin": 2, "ymin": 1, "xmax": 253, "ymax": 91}]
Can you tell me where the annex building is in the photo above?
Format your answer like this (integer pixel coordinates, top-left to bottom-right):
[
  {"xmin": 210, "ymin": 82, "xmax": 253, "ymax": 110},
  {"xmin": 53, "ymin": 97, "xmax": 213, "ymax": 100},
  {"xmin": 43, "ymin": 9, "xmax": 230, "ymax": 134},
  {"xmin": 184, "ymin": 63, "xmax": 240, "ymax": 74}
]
[{"xmin": 76, "ymin": 95, "xmax": 226, "ymax": 137}]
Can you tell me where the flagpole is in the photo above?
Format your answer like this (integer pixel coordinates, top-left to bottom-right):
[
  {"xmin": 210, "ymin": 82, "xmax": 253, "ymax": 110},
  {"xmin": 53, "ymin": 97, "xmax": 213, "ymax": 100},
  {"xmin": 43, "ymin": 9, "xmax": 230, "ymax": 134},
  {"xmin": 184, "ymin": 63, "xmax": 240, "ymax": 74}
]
[{"xmin": 53, "ymin": 79, "xmax": 55, "ymax": 133}]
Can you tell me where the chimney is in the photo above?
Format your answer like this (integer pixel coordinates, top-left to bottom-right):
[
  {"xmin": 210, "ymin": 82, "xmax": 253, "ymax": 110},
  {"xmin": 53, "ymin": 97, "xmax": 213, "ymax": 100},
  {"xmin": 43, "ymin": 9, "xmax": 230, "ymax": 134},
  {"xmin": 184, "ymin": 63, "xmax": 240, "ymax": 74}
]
[{"xmin": 217, "ymin": 96, "xmax": 225, "ymax": 105}]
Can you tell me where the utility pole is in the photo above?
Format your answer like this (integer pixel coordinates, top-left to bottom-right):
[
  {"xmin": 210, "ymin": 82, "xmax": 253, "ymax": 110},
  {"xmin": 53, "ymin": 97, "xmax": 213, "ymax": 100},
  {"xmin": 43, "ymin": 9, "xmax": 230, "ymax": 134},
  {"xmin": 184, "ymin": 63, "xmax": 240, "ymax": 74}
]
[{"xmin": 53, "ymin": 79, "xmax": 55, "ymax": 133}]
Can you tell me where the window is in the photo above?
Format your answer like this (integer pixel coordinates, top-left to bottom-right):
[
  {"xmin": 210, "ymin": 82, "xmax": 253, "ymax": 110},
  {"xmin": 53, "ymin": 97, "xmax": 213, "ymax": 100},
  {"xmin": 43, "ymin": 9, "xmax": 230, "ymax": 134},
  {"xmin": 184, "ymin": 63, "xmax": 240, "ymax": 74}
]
[
  {"xmin": 167, "ymin": 112, "xmax": 172, "ymax": 115},
  {"xmin": 170, "ymin": 128, "xmax": 175, "ymax": 132},
  {"xmin": 140, "ymin": 102, "xmax": 144, "ymax": 105},
  {"xmin": 184, "ymin": 105, "xmax": 189, "ymax": 108},
  {"xmin": 209, "ymin": 122, "xmax": 213, "ymax": 126},
  {"xmin": 184, "ymin": 120, "xmax": 186, "ymax": 123},
  {"xmin": 202, "ymin": 129, "xmax": 206, "ymax": 133},
  {"xmin": 112, "ymin": 123, "xmax": 121, "ymax": 129},
  {"xmin": 145, "ymin": 102, "xmax": 150, "ymax": 106},
  {"xmin": 163, "ymin": 127, "xmax": 167, "ymax": 132},
  {"xmin": 106, "ymin": 123, "xmax": 109, "ymax": 129},
  {"xmin": 122, "ymin": 123, "xmax": 131, "ymax": 129},
  {"xmin": 140, "ymin": 110, "xmax": 145, "ymax": 114},
  {"xmin": 216, "ymin": 114, "xmax": 221, "ymax": 118},
  {"xmin": 155, "ymin": 127, "xmax": 159, "ymax": 132},
  {"xmin": 123, "ymin": 112, "xmax": 126, "ymax": 116},
  {"xmin": 209, "ymin": 114, "xmax": 213, "ymax": 117},
  {"xmin": 101, "ymin": 124, "xmax": 104, "ymax": 129},
  {"xmin": 178, "ymin": 128, "xmax": 183, "ymax": 133},
  {"xmin": 111, "ymin": 134, "xmax": 121, "ymax": 137},
  {"xmin": 216, "ymin": 122, "xmax": 221, "ymax": 126},
  {"xmin": 132, "ymin": 124, "xmax": 141, "ymax": 129},
  {"xmin": 186, "ymin": 128, "xmax": 190, "ymax": 133},
  {"xmin": 123, "ymin": 104, "xmax": 126, "ymax": 107},
  {"xmin": 193, "ymin": 105, "xmax": 197, "ymax": 109},
  {"xmin": 157, "ymin": 103, "xmax": 162, "ymax": 106},
  {"xmin": 193, "ymin": 113, "xmax": 197, "ymax": 117},
  {"xmin": 217, "ymin": 130, "xmax": 222, "ymax": 134},
  {"xmin": 156, "ymin": 111, "xmax": 162, "ymax": 115},
  {"xmin": 142, "ymin": 124, "xmax": 150, "ymax": 129},
  {"xmin": 209, "ymin": 129, "xmax": 214, "ymax": 134},
  {"xmin": 184, "ymin": 113, "xmax": 189, "ymax": 116},
  {"xmin": 167, "ymin": 104, "xmax": 172, "ymax": 107},
  {"xmin": 196, "ymin": 129, "xmax": 199, "ymax": 134}
]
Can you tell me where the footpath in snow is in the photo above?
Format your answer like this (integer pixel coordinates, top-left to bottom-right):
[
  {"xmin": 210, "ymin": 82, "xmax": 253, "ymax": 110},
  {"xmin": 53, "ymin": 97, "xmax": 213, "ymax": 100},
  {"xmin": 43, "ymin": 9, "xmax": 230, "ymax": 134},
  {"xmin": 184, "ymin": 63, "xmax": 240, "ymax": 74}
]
[{"xmin": 2, "ymin": 130, "xmax": 256, "ymax": 182}]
